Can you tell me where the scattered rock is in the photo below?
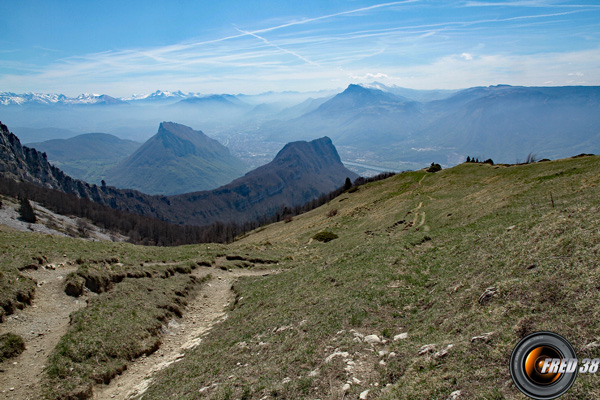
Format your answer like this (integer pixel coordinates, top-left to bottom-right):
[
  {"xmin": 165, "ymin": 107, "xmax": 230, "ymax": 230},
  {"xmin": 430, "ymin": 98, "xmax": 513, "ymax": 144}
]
[
  {"xmin": 359, "ymin": 389, "xmax": 370, "ymax": 399},
  {"xmin": 364, "ymin": 335, "xmax": 381, "ymax": 344},
  {"xmin": 394, "ymin": 332, "xmax": 408, "ymax": 341},
  {"xmin": 388, "ymin": 352, "xmax": 397, "ymax": 359},
  {"xmin": 506, "ymin": 225, "xmax": 516, "ymax": 231},
  {"xmin": 308, "ymin": 369, "xmax": 319, "ymax": 377},
  {"xmin": 352, "ymin": 377, "xmax": 361, "ymax": 384},
  {"xmin": 351, "ymin": 330, "xmax": 364, "ymax": 339},
  {"xmin": 325, "ymin": 350, "xmax": 350, "ymax": 363},
  {"xmin": 434, "ymin": 344, "xmax": 454, "ymax": 359},
  {"xmin": 378, "ymin": 350, "xmax": 389, "ymax": 357},
  {"xmin": 236, "ymin": 341, "xmax": 248, "ymax": 348},
  {"xmin": 282, "ymin": 377, "xmax": 291, "ymax": 384},
  {"xmin": 447, "ymin": 389, "xmax": 461, "ymax": 399},
  {"xmin": 342, "ymin": 383, "xmax": 351, "ymax": 392},
  {"xmin": 478, "ymin": 287, "xmax": 497, "ymax": 305},
  {"xmin": 418, "ymin": 344, "xmax": 436, "ymax": 356},
  {"xmin": 583, "ymin": 342, "xmax": 600, "ymax": 351},
  {"xmin": 471, "ymin": 332, "xmax": 494, "ymax": 344}
]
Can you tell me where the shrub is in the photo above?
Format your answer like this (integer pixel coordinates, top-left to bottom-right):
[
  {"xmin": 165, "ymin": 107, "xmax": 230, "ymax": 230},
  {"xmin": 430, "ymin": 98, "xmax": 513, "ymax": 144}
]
[
  {"xmin": 0, "ymin": 333, "xmax": 25, "ymax": 362},
  {"xmin": 18, "ymin": 197, "xmax": 36, "ymax": 223},
  {"xmin": 343, "ymin": 177, "xmax": 353, "ymax": 191},
  {"xmin": 312, "ymin": 231, "xmax": 339, "ymax": 243},
  {"xmin": 427, "ymin": 163, "xmax": 442, "ymax": 173}
]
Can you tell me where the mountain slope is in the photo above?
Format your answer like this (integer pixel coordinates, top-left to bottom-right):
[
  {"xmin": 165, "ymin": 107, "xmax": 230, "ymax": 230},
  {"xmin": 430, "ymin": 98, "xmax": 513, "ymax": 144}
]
[
  {"xmin": 140, "ymin": 154, "xmax": 600, "ymax": 400},
  {"xmin": 105, "ymin": 122, "xmax": 247, "ymax": 195},
  {"xmin": 264, "ymin": 84, "xmax": 422, "ymax": 147},
  {"xmin": 0, "ymin": 121, "xmax": 356, "ymax": 227},
  {"xmin": 167, "ymin": 136, "xmax": 358, "ymax": 225},
  {"xmin": 262, "ymin": 84, "xmax": 600, "ymax": 169},
  {"xmin": 2, "ymin": 152, "xmax": 599, "ymax": 399},
  {"xmin": 27, "ymin": 133, "xmax": 141, "ymax": 185}
]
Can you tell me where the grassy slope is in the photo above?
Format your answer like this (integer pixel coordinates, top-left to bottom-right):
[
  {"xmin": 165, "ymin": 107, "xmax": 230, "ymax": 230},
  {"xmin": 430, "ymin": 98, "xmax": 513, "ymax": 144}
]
[
  {"xmin": 139, "ymin": 156, "xmax": 600, "ymax": 399},
  {"xmin": 1, "ymin": 155, "xmax": 598, "ymax": 399}
]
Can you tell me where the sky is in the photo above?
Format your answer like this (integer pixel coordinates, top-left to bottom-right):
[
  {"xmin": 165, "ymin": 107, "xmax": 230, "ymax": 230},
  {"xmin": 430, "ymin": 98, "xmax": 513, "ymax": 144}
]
[{"xmin": 0, "ymin": 0, "xmax": 599, "ymax": 96}]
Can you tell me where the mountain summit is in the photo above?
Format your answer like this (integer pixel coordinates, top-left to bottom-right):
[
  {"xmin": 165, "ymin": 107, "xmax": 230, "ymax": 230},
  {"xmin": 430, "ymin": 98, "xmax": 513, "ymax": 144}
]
[{"xmin": 105, "ymin": 122, "xmax": 247, "ymax": 195}]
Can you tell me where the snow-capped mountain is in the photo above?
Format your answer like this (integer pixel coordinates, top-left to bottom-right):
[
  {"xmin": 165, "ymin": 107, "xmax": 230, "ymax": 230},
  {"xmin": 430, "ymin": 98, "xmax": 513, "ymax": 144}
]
[
  {"xmin": 0, "ymin": 92, "xmax": 125, "ymax": 106},
  {"xmin": 122, "ymin": 90, "xmax": 197, "ymax": 102}
]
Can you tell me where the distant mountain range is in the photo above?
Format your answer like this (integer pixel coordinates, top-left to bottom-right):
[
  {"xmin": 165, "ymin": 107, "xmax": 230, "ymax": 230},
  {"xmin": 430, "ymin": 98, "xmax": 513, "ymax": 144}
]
[
  {"xmin": 105, "ymin": 122, "xmax": 248, "ymax": 195},
  {"xmin": 0, "ymin": 121, "xmax": 356, "ymax": 226},
  {"xmin": 2, "ymin": 83, "xmax": 598, "ymax": 170},
  {"xmin": 263, "ymin": 83, "xmax": 600, "ymax": 167},
  {"xmin": 27, "ymin": 133, "xmax": 141, "ymax": 186},
  {"xmin": 0, "ymin": 92, "xmax": 126, "ymax": 106}
]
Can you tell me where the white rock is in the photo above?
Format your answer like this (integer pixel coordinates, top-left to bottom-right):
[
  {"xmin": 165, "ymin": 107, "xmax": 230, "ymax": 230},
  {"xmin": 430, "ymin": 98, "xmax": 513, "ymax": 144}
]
[
  {"xmin": 351, "ymin": 330, "xmax": 364, "ymax": 339},
  {"xmin": 471, "ymin": 332, "xmax": 494, "ymax": 343},
  {"xmin": 342, "ymin": 383, "xmax": 351, "ymax": 392},
  {"xmin": 394, "ymin": 332, "xmax": 408, "ymax": 341},
  {"xmin": 325, "ymin": 350, "xmax": 350, "ymax": 363},
  {"xmin": 360, "ymin": 389, "xmax": 370, "ymax": 399},
  {"xmin": 308, "ymin": 369, "xmax": 319, "ymax": 377},
  {"xmin": 378, "ymin": 350, "xmax": 389, "ymax": 357},
  {"xmin": 447, "ymin": 390, "xmax": 461, "ymax": 399},
  {"xmin": 282, "ymin": 377, "xmax": 291, "ymax": 384},
  {"xmin": 379, "ymin": 359, "xmax": 387, "ymax": 366},
  {"xmin": 388, "ymin": 352, "xmax": 397, "ymax": 358},
  {"xmin": 364, "ymin": 335, "xmax": 381, "ymax": 344},
  {"xmin": 352, "ymin": 377, "xmax": 362, "ymax": 384},
  {"xmin": 434, "ymin": 344, "xmax": 454, "ymax": 359},
  {"xmin": 418, "ymin": 344, "xmax": 436, "ymax": 355}
]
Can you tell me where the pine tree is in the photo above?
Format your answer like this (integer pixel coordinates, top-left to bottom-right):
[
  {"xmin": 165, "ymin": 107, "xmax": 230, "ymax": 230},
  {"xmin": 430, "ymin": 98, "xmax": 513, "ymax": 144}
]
[
  {"xmin": 466, "ymin": 156, "xmax": 471, "ymax": 163},
  {"xmin": 19, "ymin": 197, "xmax": 36, "ymax": 223},
  {"xmin": 344, "ymin": 177, "xmax": 353, "ymax": 191}
]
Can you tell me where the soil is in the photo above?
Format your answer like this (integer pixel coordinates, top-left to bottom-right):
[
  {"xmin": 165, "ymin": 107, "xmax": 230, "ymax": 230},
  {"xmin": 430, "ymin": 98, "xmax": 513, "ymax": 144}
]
[
  {"xmin": 0, "ymin": 261, "xmax": 90, "ymax": 400},
  {"xmin": 92, "ymin": 265, "xmax": 274, "ymax": 400},
  {"xmin": 0, "ymin": 257, "xmax": 277, "ymax": 400}
]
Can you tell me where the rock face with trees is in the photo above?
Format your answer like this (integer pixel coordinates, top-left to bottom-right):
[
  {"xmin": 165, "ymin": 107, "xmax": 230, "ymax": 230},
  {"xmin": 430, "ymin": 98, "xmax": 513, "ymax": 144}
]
[{"xmin": 0, "ymin": 121, "xmax": 358, "ymax": 244}]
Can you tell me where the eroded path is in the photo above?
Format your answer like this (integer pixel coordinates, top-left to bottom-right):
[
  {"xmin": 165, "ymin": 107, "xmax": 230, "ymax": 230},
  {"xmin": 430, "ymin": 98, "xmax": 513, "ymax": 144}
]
[
  {"xmin": 93, "ymin": 266, "xmax": 276, "ymax": 400},
  {"xmin": 0, "ymin": 262, "xmax": 89, "ymax": 400}
]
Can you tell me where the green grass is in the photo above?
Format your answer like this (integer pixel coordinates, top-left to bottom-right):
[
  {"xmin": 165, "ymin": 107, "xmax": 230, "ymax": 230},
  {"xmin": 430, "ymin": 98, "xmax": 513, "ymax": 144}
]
[
  {"xmin": 2, "ymin": 155, "xmax": 600, "ymax": 399},
  {"xmin": 43, "ymin": 273, "xmax": 208, "ymax": 399},
  {"xmin": 139, "ymin": 155, "xmax": 600, "ymax": 399}
]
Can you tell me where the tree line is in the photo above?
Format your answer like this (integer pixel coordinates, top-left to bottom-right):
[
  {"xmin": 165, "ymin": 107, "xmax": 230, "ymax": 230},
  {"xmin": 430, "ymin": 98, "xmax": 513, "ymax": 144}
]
[{"xmin": 0, "ymin": 172, "xmax": 395, "ymax": 246}]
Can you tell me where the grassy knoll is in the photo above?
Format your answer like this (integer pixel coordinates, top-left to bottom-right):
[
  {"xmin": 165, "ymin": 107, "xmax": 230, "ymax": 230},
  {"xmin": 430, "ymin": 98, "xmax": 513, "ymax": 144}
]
[{"xmin": 139, "ymin": 155, "xmax": 600, "ymax": 399}]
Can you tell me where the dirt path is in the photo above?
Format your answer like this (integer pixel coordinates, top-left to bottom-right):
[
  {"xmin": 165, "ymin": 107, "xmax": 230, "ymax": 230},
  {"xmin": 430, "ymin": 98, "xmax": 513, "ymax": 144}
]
[
  {"xmin": 93, "ymin": 266, "xmax": 276, "ymax": 400},
  {"xmin": 0, "ymin": 262, "xmax": 89, "ymax": 400}
]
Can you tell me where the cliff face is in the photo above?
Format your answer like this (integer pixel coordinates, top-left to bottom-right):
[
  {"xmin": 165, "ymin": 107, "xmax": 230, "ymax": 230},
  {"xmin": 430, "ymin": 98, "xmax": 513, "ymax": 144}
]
[
  {"xmin": 105, "ymin": 122, "xmax": 247, "ymax": 195},
  {"xmin": 0, "ymin": 122, "xmax": 357, "ymax": 226}
]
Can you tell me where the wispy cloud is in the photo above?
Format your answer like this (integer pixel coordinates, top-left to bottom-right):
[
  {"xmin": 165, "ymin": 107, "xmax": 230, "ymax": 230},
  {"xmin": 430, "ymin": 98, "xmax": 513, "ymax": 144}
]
[{"xmin": 1, "ymin": 0, "xmax": 598, "ymax": 95}]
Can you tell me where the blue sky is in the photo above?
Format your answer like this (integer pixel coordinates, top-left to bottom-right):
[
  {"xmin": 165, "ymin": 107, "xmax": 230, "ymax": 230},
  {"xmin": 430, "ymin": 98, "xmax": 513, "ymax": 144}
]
[{"xmin": 1, "ymin": 0, "xmax": 599, "ymax": 96}]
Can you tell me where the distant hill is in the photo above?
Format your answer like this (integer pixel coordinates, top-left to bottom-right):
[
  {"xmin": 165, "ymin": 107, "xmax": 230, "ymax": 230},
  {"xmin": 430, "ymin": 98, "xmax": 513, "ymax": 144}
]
[
  {"xmin": 27, "ymin": 133, "xmax": 141, "ymax": 185},
  {"xmin": 263, "ymin": 84, "xmax": 600, "ymax": 168},
  {"xmin": 105, "ymin": 122, "xmax": 247, "ymax": 195},
  {"xmin": 10, "ymin": 127, "xmax": 79, "ymax": 143},
  {"xmin": 0, "ymin": 121, "xmax": 356, "ymax": 227}
]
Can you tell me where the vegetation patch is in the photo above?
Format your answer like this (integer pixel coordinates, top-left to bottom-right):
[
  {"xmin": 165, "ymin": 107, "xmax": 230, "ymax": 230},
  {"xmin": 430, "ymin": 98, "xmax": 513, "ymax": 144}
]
[
  {"xmin": 0, "ymin": 332, "xmax": 25, "ymax": 362},
  {"xmin": 44, "ymin": 273, "xmax": 208, "ymax": 399},
  {"xmin": 312, "ymin": 231, "xmax": 339, "ymax": 242},
  {"xmin": 140, "ymin": 155, "xmax": 600, "ymax": 399}
]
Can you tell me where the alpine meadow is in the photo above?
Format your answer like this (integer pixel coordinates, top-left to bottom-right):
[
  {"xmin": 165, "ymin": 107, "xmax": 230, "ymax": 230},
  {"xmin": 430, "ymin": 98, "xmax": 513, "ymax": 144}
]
[{"xmin": 1, "ymin": 1, "xmax": 599, "ymax": 399}]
